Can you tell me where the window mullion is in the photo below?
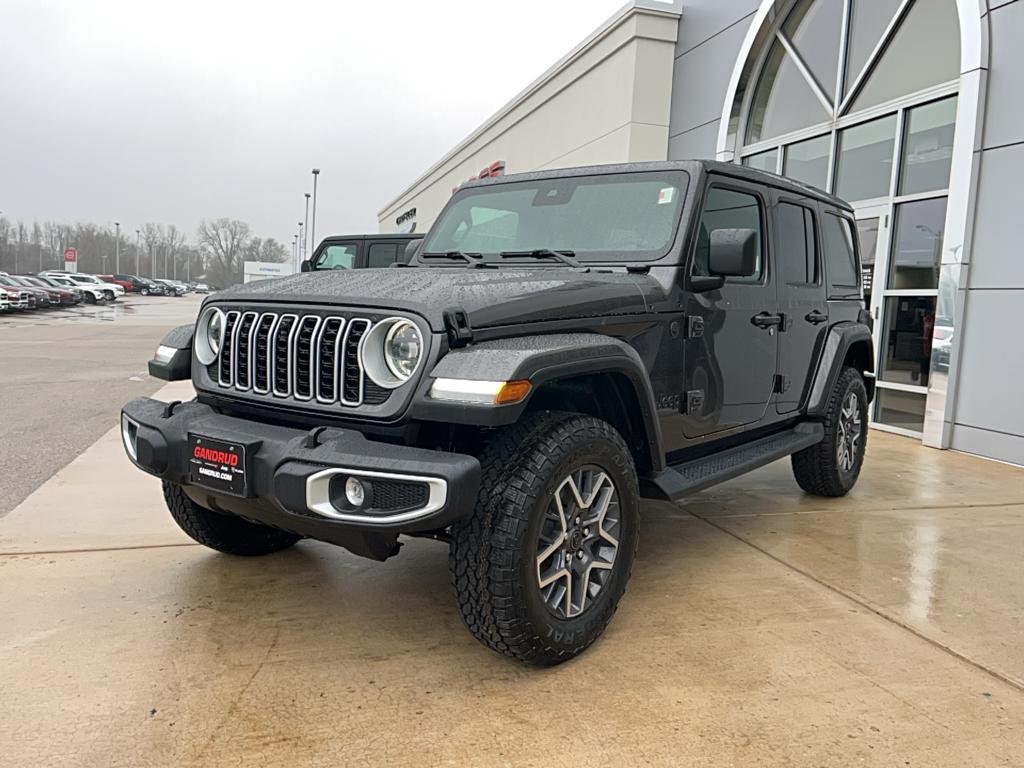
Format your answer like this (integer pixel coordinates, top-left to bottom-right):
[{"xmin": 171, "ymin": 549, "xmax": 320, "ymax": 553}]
[
  {"xmin": 838, "ymin": 0, "xmax": 915, "ymax": 116},
  {"xmin": 776, "ymin": 30, "xmax": 835, "ymax": 118}
]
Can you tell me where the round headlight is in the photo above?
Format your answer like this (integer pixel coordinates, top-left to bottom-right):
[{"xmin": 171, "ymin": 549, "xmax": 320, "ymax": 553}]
[
  {"xmin": 384, "ymin": 320, "xmax": 422, "ymax": 381},
  {"xmin": 195, "ymin": 306, "xmax": 225, "ymax": 366},
  {"xmin": 361, "ymin": 318, "xmax": 424, "ymax": 389}
]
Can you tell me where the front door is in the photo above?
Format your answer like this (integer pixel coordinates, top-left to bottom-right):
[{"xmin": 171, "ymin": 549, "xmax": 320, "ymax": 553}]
[
  {"xmin": 682, "ymin": 181, "xmax": 779, "ymax": 439},
  {"xmin": 774, "ymin": 195, "xmax": 828, "ymax": 414}
]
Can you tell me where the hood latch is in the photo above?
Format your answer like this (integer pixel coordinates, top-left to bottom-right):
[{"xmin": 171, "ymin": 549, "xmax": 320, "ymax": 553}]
[{"xmin": 443, "ymin": 309, "xmax": 474, "ymax": 348}]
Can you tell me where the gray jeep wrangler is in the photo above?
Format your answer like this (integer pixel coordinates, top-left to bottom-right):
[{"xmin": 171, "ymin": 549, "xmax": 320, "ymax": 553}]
[{"xmin": 122, "ymin": 161, "xmax": 874, "ymax": 665}]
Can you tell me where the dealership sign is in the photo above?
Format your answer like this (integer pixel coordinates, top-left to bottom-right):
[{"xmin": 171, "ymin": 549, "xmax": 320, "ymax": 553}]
[
  {"xmin": 453, "ymin": 160, "xmax": 506, "ymax": 194},
  {"xmin": 64, "ymin": 247, "xmax": 78, "ymax": 273},
  {"xmin": 395, "ymin": 207, "xmax": 417, "ymax": 233}
]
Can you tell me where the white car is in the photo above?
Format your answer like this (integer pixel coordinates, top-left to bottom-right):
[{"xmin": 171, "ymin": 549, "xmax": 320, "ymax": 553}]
[
  {"xmin": 40, "ymin": 272, "xmax": 124, "ymax": 301},
  {"xmin": 38, "ymin": 274, "xmax": 108, "ymax": 304}
]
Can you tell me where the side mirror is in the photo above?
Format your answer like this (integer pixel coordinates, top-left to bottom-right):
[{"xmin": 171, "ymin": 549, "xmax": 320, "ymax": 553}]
[
  {"xmin": 300, "ymin": 260, "xmax": 313, "ymax": 273},
  {"xmin": 709, "ymin": 228, "xmax": 758, "ymax": 278}
]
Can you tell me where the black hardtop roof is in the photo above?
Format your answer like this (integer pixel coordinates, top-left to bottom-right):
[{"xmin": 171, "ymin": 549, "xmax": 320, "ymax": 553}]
[
  {"xmin": 459, "ymin": 159, "xmax": 852, "ymax": 212},
  {"xmin": 321, "ymin": 233, "xmax": 421, "ymax": 243}
]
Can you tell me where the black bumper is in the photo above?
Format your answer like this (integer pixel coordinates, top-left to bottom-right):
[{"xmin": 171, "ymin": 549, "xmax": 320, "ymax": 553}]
[{"xmin": 121, "ymin": 397, "xmax": 481, "ymax": 544}]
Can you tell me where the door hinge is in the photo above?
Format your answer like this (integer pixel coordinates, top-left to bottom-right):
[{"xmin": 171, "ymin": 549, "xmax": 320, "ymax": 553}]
[
  {"xmin": 773, "ymin": 374, "xmax": 790, "ymax": 393},
  {"xmin": 443, "ymin": 309, "xmax": 473, "ymax": 348},
  {"xmin": 686, "ymin": 315, "xmax": 705, "ymax": 339},
  {"xmin": 779, "ymin": 313, "xmax": 791, "ymax": 332},
  {"xmin": 684, "ymin": 389, "xmax": 705, "ymax": 415}
]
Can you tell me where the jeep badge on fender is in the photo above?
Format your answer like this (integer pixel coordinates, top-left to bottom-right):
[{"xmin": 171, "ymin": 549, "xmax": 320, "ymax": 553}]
[{"xmin": 121, "ymin": 160, "xmax": 874, "ymax": 665}]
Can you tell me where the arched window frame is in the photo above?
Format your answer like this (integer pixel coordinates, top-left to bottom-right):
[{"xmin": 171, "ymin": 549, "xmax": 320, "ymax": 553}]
[{"xmin": 731, "ymin": 0, "xmax": 961, "ymax": 197}]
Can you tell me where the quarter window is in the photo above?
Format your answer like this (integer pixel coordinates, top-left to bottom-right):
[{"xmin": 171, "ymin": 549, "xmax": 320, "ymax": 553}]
[
  {"xmin": 694, "ymin": 187, "xmax": 764, "ymax": 280},
  {"xmin": 822, "ymin": 213, "xmax": 859, "ymax": 293},
  {"xmin": 776, "ymin": 202, "xmax": 819, "ymax": 285},
  {"xmin": 367, "ymin": 243, "xmax": 400, "ymax": 268}
]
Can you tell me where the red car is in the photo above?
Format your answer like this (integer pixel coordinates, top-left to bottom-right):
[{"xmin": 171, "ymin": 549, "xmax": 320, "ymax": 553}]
[
  {"xmin": 97, "ymin": 275, "xmax": 135, "ymax": 293},
  {"xmin": 0, "ymin": 283, "xmax": 32, "ymax": 310}
]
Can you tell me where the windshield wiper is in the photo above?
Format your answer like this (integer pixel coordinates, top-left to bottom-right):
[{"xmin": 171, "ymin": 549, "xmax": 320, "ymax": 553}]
[
  {"xmin": 500, "ymin": 249, "xmax": 583, "ymax": 268},
  {"xmin": 421, "ymin": 250, "xmax": 484, "ymax": 265}
]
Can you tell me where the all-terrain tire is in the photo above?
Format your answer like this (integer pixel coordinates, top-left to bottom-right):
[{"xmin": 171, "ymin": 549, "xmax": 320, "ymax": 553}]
[
  {"xmin": 449, "ymin": 411, "xmax": 640, "ymax": 666},
  {"xmin": 163, "ymin": 481, "xmax": 301, "ymax": 556},
  {"xmin": 791, "ymin": 366, "xmax": 868, "ymax": 497}
]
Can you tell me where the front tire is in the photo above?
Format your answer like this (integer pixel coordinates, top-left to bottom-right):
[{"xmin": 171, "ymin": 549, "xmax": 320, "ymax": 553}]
[
  {"xmin": 449, "ymin": 412, "xmax": 639, "ymax": 665},
  {"xmin": 791, "ymin": 366, "xmax": 868, "ymax": 497},
  {"xmin": 163, "ymin": 481, "xmax": 301, "ymax": 556}
]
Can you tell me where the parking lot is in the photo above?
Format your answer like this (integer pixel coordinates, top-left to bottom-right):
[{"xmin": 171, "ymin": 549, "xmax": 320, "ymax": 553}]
[{"xmin": 1, "ymin": 297, "xmax": 1023, "ymax": 767}]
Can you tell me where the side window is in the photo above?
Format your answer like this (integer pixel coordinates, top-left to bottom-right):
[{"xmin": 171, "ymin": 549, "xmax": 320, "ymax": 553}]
[
  {"xmin": 693, "ymin": 186, "xmax": 764, "ymax": 280},
  {"xmin": 776, "ymin": 202, "xmax": 819, "ymax": 285},
  {"xmin": 822, "ymin": 213, "xmax": 859, "ymax": 294},
  {"xmin": 367, "ymin": 243, "xmax": 400, "ymax": 268},
  {"xmin": 316, "ymin": 243, "xmax": 357, "ymax": 270}
]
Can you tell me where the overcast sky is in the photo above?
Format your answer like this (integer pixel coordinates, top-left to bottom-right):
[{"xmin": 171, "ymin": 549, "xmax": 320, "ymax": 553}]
[{"xmin": 1, "ymin": 0, "xmax": 625, "ymax": 248}]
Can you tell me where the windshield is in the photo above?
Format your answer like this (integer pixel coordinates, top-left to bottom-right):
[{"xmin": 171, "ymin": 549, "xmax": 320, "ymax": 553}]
[{"xmin": 422, "ymin": 170, "xmax": 689, "ymax": 263}]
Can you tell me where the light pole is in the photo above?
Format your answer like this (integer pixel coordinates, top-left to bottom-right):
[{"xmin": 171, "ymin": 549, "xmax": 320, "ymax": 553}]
[
  {"xmin": 310, "ymin": 168, "xmax": 320, "ymax": 251},
  {"xmin": 292, "ymin": 234, "xmax": 299, "ymax": 271},
  {"xmin": 297, "ymin": 222, "xmax": 304, "ymax": 270},
  {"xmin": 303, "ymin": 193, "xmax": 311, "ymax": 259},
  {"xmin": 114, "ymin": 222, "xmax": 120, "ymax": 274},
  {"xmin": 135, "ymin": 229, "xmax": 140, "ymax": 276}
]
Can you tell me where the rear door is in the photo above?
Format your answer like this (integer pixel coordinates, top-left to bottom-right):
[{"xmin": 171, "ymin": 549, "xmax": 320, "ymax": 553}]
[
  {"xmin": 773, "ymin": 194, "xmax": 828, "ymax": 414},
  {"xmin": 681, "ymin": 179, "xmax": 779, "ymax": 438}
]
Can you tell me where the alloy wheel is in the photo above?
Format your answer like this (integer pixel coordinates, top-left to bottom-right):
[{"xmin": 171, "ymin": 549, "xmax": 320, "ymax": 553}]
[
  {"xmin": 836, "ymin": 391, "xmax": 862, "ymax": 472},
  {"xmin": 535, "ymin": 466, "xmax": 621, "ymax": 619}
]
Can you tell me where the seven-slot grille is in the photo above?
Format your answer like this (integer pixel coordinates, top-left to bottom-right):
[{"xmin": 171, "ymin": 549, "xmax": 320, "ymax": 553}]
[{"xmin": 213, "ymin": 309, "xmax": 387, "ymax": 408}]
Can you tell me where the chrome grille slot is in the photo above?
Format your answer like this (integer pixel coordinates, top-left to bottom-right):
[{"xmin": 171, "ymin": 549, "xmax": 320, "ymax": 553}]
[
  {"xmin": 210, "ymin": 308, "xmax": 392, "ymax": 409},
  {"xmin": 233, "ymin": 312, "xmax": 258, "ymax": 390},
  {"xmin": 292, "ymin": 316, "xmax": 322, "ymax": 401},
  {"xmin": 218, "ymin": 311, "xmax": 240, "ymax": 386},
  {"xmin": 316, "ymin": 318, "xmax": 345, "ymax": 402},
  {"xmin": 272, "ymin": 314, "xmax": 298, "ymax": 396},
  {"xmin": 252, "ymin": 314, "xmax": 277, "ymax": 394},
  {"xmin": 341, "ymin": 319, "xmax": 371, "ymax": 406}
]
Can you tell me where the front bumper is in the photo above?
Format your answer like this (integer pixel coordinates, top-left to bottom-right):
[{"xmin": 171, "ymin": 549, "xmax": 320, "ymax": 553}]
[{"xmin": 121, "ymin": 397, "xmax": 481, "ymax": 544}]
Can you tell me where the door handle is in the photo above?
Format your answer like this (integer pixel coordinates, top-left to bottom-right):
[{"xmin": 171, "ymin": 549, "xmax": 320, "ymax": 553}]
[
  {"xmin": 805, "ymin": 310, "xmax": 829, "ymax": 325},
  {"xmin": 751, "ymin": 312, "xmax": 783, "ymax": 329}
]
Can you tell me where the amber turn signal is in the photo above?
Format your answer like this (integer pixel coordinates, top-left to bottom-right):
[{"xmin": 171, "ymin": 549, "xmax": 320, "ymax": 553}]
[{"xmin": 494, "ymin": 380, "xmax": 532, "ymax": 405}]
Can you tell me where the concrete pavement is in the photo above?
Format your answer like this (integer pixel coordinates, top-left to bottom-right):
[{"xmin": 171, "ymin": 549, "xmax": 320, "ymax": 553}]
[
  {"xmin": 0, "ymin": 295, "xmax": 203, "ymax": 515},
  {"xmin": 2, "ymin": 381, "xmax": 1023, "ymax": 767}
]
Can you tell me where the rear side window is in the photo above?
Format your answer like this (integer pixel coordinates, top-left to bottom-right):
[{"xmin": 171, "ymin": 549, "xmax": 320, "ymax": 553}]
[
  {"xmin": 822, "ymin": 213, "xmax": 859, "ymax": 295},
  {"xmin": 693, "ymin": 186, "xmax": 764, "ymax": 280},
  {"xmin": 776, "ymin": 202, "xmax": 819, "ymax": 285},
  {"xmin": 367, "ymin": 242, "xmax": 400, "ymax": 268}
]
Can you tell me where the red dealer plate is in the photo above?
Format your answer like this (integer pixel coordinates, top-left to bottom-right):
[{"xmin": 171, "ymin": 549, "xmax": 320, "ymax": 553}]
[{"xmin": 188, "ymin": 434, "xmax": 247, "ymax": 496}]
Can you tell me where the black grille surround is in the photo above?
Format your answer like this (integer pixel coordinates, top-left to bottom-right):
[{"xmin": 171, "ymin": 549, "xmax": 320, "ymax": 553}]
[{"xmin": 196, "ymin": 303, "xmax": 432, "ymax": 420}]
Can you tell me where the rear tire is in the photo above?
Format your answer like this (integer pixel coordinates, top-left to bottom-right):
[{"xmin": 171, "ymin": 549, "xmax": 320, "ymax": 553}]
[
  {"xmin": 163, "ymin": 481, "xmax": 301, "ymax": 556},
  {"xmin": 449, "ymin": 411, "xmax": 639, "ymax": 665},
  {"xmin": 104, "ymin": 290, "xmax": 115, "ymax": 301},
  {"xmin": 791, "ymin": 366, "xmax": 868, "ymax": 497}
]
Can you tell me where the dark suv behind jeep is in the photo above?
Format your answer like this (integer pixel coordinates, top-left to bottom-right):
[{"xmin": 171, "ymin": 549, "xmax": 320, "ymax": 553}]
[{"xmin": 122, "ymin": 161, "xmax": 874, "ymax": 665}]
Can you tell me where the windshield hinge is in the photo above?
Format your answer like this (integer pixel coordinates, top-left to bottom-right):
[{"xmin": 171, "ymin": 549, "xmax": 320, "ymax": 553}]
[{"xmin": 443, "ymin": 309, "xmax": 473, "ymax": 348}]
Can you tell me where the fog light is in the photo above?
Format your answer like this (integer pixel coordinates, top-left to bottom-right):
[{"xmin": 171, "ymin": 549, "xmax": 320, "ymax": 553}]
[
  {"xmin": 121, "ymin": 414, "xmax": 139, "ymax": 462},
  {"xmin": 345, "ymin": 477, "xmax": 365, "ymax": 507}
]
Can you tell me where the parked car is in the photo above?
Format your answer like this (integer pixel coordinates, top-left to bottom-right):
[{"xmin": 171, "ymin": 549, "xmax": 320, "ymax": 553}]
[
  {"xmin": 37, "ymin": 275, "xmax": 107, "ymax": 304},
  {"xmin": 10, "ymin": 275, "xmax": 81, "ymax": 306},
  {"xmin": 302, "ymin": 233, "xmax": 423, "ymax": 272},
  {"xmin": 190, "ymin": 282, "xmax": 210, "ymax": 294},
  {"xmin": 97, "ymin": 275, "xmax": 136, "ymax": 293},
  {"xmin": 153, "ymin": 278, "xmax": 188, "ymax": 296},
  {"xmin": 38, "ymin": 272, "xmax": 124, "ymax": 301},
  {"xmin": 0, "ymin": 284, "xmax": 30, "ymax": 311},
  {"xmin": 104, "ymin": 274, "xmax": 168, "ymax": 295},
  {"xmin": 0, "ymin": 274, "xmax": 54, "ymax": 307},
  {"xmin": 122, "ymin": 160, "xmax": 874, "ymax": 666}
]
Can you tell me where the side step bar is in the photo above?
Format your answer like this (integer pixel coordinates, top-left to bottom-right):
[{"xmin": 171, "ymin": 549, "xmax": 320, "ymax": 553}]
[{"xmin": 641, "ymin": 422, "xmax": 824, "ymax": 502}]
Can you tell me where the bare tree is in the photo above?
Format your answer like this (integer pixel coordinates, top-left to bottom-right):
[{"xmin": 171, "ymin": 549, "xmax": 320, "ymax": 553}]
[
  {"xmin": 140, "ymin": 223, "xmax": 163, "ymax": 278},
  {"xmin": 160, "ymin": 224, "xmax": 186, "ymax": 279},
  {"xmin": 196, "ymin": 218, "xmax": 251, "ymax": 287},
  {"xmin": 243, "ymin": 236, "xmax": 289, "ymax": 264}
]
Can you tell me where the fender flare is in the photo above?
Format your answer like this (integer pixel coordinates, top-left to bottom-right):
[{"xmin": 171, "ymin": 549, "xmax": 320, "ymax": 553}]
[
  {"xmin": 148, "ymin": 324, "xmax": 193, "ymax": 381},
  {"xmin": 806, "ymin": 322, "xmax": 875, "ymax": 416},
  {"xmin": 411, "ymin": 333, "xmax": 665, "ymax": 471}
]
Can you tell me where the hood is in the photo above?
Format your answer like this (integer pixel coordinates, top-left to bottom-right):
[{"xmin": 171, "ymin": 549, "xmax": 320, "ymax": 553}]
[{"xmin": 211, "ymin": 267, "xmax": 666, "ymax": 330}]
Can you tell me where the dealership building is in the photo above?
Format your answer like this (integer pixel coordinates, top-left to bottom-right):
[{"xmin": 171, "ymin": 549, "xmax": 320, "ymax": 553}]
[{"xmin": 378, "ymin": 0, "xmax": 1024, "ymax": 467}]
